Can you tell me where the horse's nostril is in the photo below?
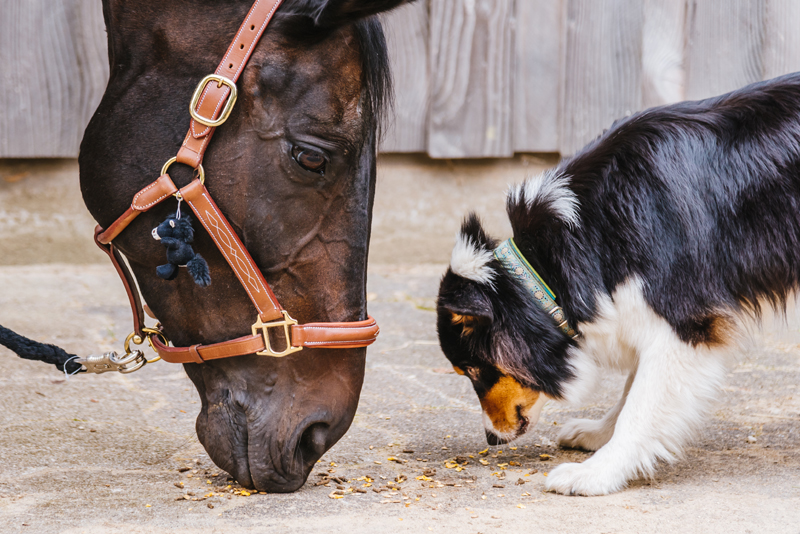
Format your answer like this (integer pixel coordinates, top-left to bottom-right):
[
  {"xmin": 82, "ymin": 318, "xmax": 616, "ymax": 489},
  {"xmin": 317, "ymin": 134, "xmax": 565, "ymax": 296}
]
[{"xmin": 298, "ymin": 422, "xmax": 330, "ymax": 462}]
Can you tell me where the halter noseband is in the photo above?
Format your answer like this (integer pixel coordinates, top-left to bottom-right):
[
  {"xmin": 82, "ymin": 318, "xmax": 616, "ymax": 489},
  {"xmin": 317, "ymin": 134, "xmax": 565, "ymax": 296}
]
[{"xmin": 93, "ymin": 0, "xmax": 379, "ymax": 365}]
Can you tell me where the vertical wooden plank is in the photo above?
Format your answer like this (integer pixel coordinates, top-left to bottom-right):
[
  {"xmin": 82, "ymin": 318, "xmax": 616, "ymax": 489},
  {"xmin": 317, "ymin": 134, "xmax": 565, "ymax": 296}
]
[
  {"xmin": 762, "ymin": 0, "xmax": 800, "ymax": 79},
  {"xmin": 427, "ymin": 0, "xmax": 514, "ymax": 158},
  {"xmin": 513, "ymin": 0, "xmax": 562, "ymax": 153},
  {"xmin": 379, "ymin": 1, "xmax": 429, "ymax": 153},
  {"xmin": 559, "ymin": 0, "xmax": 644, "ymax": 155},
  {"xmin": 0, "ymin": 0, "xmax": 108, "ymax": 158},
  {"xmin": 641, "ymin": 0, "xmax": 686, "ymax": 108},
  {"xmin": 684, "ymin": 0, "xmax": 764, "ymax": 100},
  {"xmin": 74, "ymin": 0, "xmax": 109, "ymax": 141}
]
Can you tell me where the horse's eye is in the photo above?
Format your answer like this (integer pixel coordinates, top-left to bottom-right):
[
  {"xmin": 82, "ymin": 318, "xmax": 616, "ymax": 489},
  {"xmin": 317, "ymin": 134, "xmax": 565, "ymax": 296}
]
[{"xmin": 292, "ymin": 146, "xmax": 327, "ymax": 175}]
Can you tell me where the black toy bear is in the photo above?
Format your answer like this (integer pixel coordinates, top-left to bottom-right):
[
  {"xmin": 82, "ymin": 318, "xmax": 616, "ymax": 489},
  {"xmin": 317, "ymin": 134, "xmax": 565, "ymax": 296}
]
[{"xmin": 151, "ymin": 214, "xmax": 211, "ymax": 287}]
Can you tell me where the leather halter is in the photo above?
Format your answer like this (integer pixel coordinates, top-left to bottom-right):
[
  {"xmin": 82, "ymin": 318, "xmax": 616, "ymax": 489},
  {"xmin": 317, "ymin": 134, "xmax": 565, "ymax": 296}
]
[{"xmin": 94, "ymin": 0, "xmax": 379, "ymax": 364}]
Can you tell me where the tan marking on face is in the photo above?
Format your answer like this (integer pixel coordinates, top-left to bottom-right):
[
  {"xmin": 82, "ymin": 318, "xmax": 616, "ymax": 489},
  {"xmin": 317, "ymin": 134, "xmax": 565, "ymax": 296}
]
[
  {"xmin": 453, "ymin": 365, "xmax": 465, "ymax": 375},
  {"xmin": 451, "ymin": 312, "xmax": 477, "ymax": 336},
  {"xmin": 479, "ymin": 375, "xmax": 540, "ymax": 434}
]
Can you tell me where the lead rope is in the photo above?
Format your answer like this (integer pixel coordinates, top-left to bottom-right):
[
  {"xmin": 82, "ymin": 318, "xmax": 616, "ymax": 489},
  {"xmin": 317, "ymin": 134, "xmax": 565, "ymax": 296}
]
[
  {"xmin": 0, "ymin": 323, "xmax": 154, "ymax": 375},
  {"xmin": 0, "ymin": 324, "xmax": 83, "ymax": 374}
]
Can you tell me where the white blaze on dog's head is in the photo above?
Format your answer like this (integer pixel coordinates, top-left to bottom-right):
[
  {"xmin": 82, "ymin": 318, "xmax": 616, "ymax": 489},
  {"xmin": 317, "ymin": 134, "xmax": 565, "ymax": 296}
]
[
  {"xmin": 450, "ymin": 231, "xmax": 496, "ymax": 287},
  {"xmin": 509, "ymin": 169, "xmax": 580, "ymax": 229}
]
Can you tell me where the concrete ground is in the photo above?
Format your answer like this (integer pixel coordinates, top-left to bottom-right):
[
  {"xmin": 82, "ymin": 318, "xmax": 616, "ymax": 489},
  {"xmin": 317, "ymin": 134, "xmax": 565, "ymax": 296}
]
[{"xmin": 0, "ymin": 158, "xmax": 799, "ymax": 533}]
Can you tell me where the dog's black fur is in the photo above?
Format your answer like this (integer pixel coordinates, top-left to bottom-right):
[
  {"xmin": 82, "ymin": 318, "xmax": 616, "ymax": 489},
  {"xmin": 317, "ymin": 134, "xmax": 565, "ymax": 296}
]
[
  {"xmin": 437, "ymin": 72, "xmax": 800, "ymax": 494},
  {"xmin": 441, "ymin": 72, "xmax": 800, "ymax": 395}
]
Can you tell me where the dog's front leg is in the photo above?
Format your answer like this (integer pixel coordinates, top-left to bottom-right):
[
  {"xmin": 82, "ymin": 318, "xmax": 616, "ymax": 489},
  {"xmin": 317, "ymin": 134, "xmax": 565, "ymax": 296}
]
[
  {"xmin": 546, "ymin": 336, "xmax": 727, "ymax": 496},
  {"xmin": 557, "ymin": 369, "xmax": 636, "ymax": 451}
]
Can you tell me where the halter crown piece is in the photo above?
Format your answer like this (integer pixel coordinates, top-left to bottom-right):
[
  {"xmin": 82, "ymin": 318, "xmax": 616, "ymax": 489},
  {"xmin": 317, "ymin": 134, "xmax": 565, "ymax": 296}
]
[
  {"xmin": 86, "ymin": 0, "xmax": 379, "ymax": 371},
  {"xmin": 493, "ymin": 239, "xmax": 579, "ymax": 340}
]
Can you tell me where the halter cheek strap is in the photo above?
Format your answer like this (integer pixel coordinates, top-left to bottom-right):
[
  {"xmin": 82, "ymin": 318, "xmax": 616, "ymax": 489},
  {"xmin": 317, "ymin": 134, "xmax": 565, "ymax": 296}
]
[
  {"xmin": 94, "ymin": 0, "xmax": 380, "ymax": 364},
  {"xmin": 178, "ymin": 0, "xmax": 283, "ymax": 169}
]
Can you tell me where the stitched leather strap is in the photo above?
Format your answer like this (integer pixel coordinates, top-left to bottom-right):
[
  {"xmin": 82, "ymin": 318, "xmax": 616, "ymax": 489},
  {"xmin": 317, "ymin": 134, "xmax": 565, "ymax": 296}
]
[
  {"xmin": 97, "ymin": 174, "xmax": 178, "ymax": 245},
  {"xmin": 180, "ymin": 179, "xmax": 283, "ymax": 322},
  {"xmin": 150, "ymin": 317, "xmax": 379, "ymax": 363},
  {"xmin": 96, "ymin": 203, "xmax": 380, "ymax": 362},
  {"xmin": 177, "ymin": 0, "xmax": 284, "ymax": 168},
  {"xmin": 291, "ymin": 320, "xmax": 381, "ymax": 348}
]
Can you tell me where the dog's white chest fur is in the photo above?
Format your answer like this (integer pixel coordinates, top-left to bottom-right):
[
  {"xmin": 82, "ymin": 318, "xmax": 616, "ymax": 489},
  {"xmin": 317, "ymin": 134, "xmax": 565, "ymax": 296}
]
[{"xmin": 548, "ymin": 277, "xmax": 731, "ymax": 495}]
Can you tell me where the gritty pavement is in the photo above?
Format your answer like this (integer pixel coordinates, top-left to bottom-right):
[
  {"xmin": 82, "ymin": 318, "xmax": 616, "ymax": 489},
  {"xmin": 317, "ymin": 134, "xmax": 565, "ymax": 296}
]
[
  {"xmin": 0, "ymin": 263, "xmax": 799, "ymax": 534},
  {"xmin": 0, "ymin": 158, "xmax": 799, "ymax": 533}
]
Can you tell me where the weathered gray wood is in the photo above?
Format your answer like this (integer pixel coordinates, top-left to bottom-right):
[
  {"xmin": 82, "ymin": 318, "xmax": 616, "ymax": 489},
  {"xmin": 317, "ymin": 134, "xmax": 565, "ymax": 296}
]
[
  {"xmin": 513, "ymin": 0, "xmax": 561, "ymax": 153},
  {"xmin": 380, "ymin": 2, "xmax": 430, "ymax": 153},
  {"xmin": 642, "ymin": 0, "xmax": 687, "ymax": 107},
  {"xmin": 5, "ymin": 0, "xmax": 800, "ymax": 160},
  {"xmin": 427, "ymin": 0, "xmax": 514, "ymax": 158},
  {"xmin": 559, "ymin": 0, "xmax": 644, "ymax": 155},
  {"xmin": 685, "ymin": 0, "xmax": 764, "ymax": 100},
  {"xmin": 762, "ymin": 0, "xmax": 800, "ymax": 79},
  {"xmin": 0, "ymin": 0, "xmax": 108, "ymax": 158}
]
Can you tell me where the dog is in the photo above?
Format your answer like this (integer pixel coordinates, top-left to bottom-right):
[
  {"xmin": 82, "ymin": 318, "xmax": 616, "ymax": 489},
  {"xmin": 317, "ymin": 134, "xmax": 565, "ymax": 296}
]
[{"xmin": 436, "ymin": 72, "xmax": 800, "ymax": 495}]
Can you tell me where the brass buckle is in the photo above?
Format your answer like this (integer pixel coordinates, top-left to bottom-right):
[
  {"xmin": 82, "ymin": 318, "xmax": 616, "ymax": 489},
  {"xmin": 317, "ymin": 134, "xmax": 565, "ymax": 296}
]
[
  {"xmin": 189, "ymin": 74, "xmax": 238, "ymax": 128},
  {"xmin": 251, "ymin": 311, "xmax": 303, "ymax": 357}
]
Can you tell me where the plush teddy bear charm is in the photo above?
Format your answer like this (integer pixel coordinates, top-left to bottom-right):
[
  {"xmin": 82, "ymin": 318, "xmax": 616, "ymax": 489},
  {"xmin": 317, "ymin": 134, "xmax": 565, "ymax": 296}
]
[{"xmin": 151, "ymin": 213, "xmax": 211, "ymax": 287}]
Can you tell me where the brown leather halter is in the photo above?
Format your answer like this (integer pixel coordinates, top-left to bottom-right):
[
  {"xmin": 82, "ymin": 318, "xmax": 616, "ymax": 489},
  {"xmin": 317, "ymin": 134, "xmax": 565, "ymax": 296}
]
[{"xmin": 93, "ymin": 0, "xmax": 379, "ymax": 365}]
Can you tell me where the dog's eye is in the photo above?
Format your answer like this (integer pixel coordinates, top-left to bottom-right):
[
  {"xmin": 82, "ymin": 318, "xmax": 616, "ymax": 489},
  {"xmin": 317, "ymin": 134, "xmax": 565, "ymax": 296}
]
[
  {"xmin": 465, "ymin": 367, "xmax": 479, "ymax": 380},
  {"xmin": 292, "ymin": 146, "xmax": 327, "ymax": 175}
]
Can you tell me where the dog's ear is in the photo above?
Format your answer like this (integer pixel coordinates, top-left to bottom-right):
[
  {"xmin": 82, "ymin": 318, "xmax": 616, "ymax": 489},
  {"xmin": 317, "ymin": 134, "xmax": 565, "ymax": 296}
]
[
  {"xmin": 438, "ymin": 274, "xmax": 494, "ymax": 322},
  {"xmin": 293, "ymin": 0, "xmax": 414, "ymax": 27},
  {"xmin": 459, "ymin": 212, "xmax": 497, "ymax": 252},
  {"xmin": 448, "ymin": 213, "xmax": 499, "ymax": 288}
]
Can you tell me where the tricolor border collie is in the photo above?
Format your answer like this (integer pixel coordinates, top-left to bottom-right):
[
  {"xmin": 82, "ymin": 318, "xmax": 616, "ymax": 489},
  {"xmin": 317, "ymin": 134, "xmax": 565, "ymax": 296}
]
[{"xmin": 436, "ymin": 72, "xmax": 800, "ymax": 496}]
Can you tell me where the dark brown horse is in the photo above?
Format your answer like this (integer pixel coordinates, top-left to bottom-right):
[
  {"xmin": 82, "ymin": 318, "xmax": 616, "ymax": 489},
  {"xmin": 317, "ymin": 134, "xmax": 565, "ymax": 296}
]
[{"xmin": 79, "ymin": 0, "xmax": 407, "ymax": 492}]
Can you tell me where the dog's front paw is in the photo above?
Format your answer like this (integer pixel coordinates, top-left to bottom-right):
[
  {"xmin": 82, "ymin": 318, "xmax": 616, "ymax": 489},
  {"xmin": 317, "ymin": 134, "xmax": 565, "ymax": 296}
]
[
  {"xmin": 557, "ymin": 418, "xmax": 614, "ymax": 451},
  {"xmin": 545, "ymin": 460, "xmax": 628, "ymax": 496}
]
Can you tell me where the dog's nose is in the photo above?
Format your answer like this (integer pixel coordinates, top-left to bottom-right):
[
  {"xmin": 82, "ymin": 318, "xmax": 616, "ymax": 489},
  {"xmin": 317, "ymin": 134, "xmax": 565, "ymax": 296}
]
[{"xmin": 486, "ymin": 429, "xmax": 509, "ymax": 446}]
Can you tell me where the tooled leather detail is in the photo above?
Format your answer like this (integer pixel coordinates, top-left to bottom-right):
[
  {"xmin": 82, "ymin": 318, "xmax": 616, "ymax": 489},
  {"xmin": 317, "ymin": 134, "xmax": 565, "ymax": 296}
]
[
  {"xmin": 203, "ymin": 206, "xmax": 262, "ymax": 295},
  {"xmin": 179, "ymin": 180, "xmax": 281, "ymax": 320}
]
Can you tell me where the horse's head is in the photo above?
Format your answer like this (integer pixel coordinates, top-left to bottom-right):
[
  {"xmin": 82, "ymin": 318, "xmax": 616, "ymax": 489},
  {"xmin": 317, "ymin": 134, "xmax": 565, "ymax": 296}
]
[{"xmin": 80, "ymin": 0, "xmax": 408, "ymax": 492}]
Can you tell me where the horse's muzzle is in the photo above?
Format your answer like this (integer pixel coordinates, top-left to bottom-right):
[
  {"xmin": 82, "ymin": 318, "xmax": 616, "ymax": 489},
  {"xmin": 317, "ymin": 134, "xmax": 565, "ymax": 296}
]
[{"xmin": 186, "ymin": 349, "xmax": 365, "ymax": 492}]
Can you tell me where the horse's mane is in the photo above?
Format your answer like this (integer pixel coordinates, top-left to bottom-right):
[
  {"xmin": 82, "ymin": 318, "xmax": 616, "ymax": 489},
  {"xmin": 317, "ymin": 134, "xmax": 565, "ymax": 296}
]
[{"xmin": 353, "ymin": 17, "xmax": 393, "ymax": 138}]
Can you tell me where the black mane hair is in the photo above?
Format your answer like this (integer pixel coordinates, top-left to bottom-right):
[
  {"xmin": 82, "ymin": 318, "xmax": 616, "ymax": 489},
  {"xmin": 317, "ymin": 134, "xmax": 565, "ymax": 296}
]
[{"xmin": 508, "ymin": 72, "xmax": 800, "ymax": 346}]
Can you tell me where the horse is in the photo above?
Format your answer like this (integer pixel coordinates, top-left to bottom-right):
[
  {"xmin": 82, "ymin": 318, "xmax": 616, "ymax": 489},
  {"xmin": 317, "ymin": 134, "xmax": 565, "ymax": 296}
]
[{"xmin": 79, "ymin": 0, "xmax": 409, "ymax": 493}]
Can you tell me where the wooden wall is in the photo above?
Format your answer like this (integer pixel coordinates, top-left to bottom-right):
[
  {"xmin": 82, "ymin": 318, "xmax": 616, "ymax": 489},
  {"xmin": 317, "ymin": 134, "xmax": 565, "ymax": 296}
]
[
  {"xmin": 0, "ymin": 0, "xmax": 108, "ymax": 158},
  {"xmin": 3, "ymin": 0, "xmax": 800, "ymax": 159},
  {"xmin": 381, "ymin": 0, "xmax": 800, "ymax": 156}
]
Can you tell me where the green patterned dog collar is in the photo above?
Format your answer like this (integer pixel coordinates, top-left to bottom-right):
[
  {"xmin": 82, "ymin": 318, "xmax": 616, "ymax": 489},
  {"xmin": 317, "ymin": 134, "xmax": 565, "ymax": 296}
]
[{"xmin": 493, "ymin": 238, "xmax": 579, "ymax": 339}]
